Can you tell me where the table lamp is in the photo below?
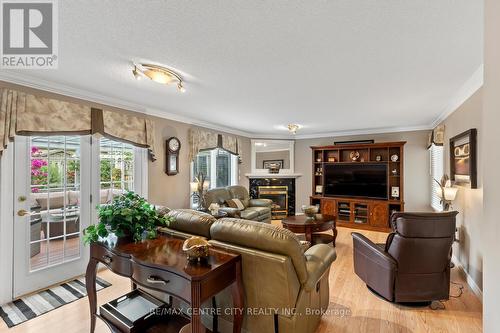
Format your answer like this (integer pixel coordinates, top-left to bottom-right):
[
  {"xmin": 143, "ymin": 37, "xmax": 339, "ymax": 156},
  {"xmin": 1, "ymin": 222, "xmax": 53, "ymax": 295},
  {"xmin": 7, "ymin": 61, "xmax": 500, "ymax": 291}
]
[
  {"xmin": 436, "ymin": 178, "xmax": 458, "ymax": 211},
  {"xmin": 190, "ymin": 173, "xmax": 209, "ymax": 210}
]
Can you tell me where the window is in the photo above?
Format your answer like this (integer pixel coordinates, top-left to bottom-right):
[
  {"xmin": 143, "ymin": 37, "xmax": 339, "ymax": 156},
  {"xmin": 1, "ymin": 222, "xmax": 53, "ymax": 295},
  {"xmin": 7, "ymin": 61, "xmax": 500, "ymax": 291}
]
[
  {"xmin": 191, "ymin": 149, "xmax": 238, "ymax": 206},
  {"xmin": 430, "ymin": 144, "xmax": 444, "ymax": 211}
]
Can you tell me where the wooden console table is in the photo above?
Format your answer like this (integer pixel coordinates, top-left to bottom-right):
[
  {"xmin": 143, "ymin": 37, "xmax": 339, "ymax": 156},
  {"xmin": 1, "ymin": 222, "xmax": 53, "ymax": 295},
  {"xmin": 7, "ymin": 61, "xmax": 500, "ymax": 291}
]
[{"xmin": 85, "ymin": 234, "xmax": 244, "ymax": 333}]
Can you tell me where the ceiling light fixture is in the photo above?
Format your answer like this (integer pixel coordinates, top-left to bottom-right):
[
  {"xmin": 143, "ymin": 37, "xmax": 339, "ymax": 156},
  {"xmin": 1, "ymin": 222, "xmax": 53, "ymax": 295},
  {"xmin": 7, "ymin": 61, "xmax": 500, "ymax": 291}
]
[
  {"xmin": 132, "ymin": 63, "xmax": 185, "ymax": 92},
  {"xmin": 132, "ymin": 66, "xmax": 142, "ymax": 80},
  {"xmin": 287, "ymin": 124, "xmax": 300, "ymax": 135}
]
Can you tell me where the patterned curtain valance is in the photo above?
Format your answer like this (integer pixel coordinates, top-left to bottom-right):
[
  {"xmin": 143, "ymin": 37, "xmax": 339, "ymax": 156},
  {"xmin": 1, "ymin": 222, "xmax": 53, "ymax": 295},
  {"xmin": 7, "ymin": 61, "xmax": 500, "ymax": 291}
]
[
  {"xmin": 188, "ymin": 129, "xmax": 241, "ymax": 162},
  {"xmin": 221, "ymin": 133, "xmax": 240, "ymax": 156},
  {"xmin": 427, "ymin": 125, "xmax": 445, "ymax": 148},
  {"xmin": 1, "ymin": 89, "xmax": 92, "ymax": 155},
  {"xmin": 188, "ymin": 128, "xmax": 218, "ymax": 161},
  {"xmin": 91, "ymin": 108, "xmax": 156, "ymax": 161},
  {"xmin": 0, "ymin": 89, "xmax": 156, "ymax": 160}
]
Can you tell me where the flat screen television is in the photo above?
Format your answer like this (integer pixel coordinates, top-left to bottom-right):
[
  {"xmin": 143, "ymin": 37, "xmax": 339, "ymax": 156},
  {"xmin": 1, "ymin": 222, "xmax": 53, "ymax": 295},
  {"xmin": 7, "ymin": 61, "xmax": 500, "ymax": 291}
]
[{"xmin": 324, "ymin": 163, "xmax": 388, "ymax": 199}]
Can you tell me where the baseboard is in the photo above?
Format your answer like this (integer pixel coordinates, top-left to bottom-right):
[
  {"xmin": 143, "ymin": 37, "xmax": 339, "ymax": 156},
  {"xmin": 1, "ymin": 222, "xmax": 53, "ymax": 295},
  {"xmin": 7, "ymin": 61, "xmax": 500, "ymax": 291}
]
[{"xmin": 452, "ymin": 255, "xmax": 483, "ymax": 302}]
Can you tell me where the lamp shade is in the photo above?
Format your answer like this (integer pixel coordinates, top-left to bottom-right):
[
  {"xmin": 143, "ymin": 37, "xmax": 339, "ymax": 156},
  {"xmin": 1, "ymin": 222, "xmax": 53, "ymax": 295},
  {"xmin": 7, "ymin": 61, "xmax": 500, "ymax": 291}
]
[
  {"xmin": 190, "ymin": 182, "xmax": 199, "ymax": 193},
  {"xmin": 443, "ymin": 187, "xmax": 458, "ymax": 201}
]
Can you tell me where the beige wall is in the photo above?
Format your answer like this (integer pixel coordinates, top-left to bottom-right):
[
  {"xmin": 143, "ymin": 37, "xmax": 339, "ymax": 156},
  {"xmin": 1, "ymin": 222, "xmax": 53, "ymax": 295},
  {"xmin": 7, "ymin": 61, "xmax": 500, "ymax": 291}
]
[
  {"xmin": 295, "ymin": 130, "xmax": 431, "ymax": 213},
  {"xmin": 255, "ymin": 150, "xmax": 290, "ymax": 169},
  {"xmin": 147, "ymin": 117, "xmax": 251, "ymax": 208},
  {"xmin": 439, "ymin": 88, "xmax": 483, "ymax": 291},
  {"xmin": 483, "ymin": 0, "xmax": 500, "ymax": 330}
]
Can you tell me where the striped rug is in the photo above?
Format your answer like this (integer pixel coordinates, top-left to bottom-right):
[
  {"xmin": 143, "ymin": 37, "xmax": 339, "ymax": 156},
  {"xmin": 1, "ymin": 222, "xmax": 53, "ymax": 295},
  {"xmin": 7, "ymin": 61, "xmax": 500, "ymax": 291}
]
[{"xmin": 0, "ymin": 276, "xmax": 111, "ymax": 328}]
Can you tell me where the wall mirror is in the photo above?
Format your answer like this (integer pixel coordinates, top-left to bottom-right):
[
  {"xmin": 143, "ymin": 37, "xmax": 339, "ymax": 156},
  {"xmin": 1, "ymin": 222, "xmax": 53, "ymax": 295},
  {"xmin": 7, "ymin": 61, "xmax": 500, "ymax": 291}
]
[{"xmin": 251, "ymin": 139, "xmax": 295, "ymax": 174}]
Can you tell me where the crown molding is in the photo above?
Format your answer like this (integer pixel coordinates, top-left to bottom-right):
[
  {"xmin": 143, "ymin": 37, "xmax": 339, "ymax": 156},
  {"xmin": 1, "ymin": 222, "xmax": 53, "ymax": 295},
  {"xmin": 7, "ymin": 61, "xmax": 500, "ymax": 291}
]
[
  {"xmin": 0, "ymin": 71, "xmax": 253, "ymax": 138},
  {"xmin": 430, "ymin": 64, "xmax": 484, "ymax": 128},
  {"xmin": 0, "ymin": 66, "xmax": 483, "ymax": 141},
  {"xmin": 290, "ymin": 124, "xmax": 433, "ymax": 140}
]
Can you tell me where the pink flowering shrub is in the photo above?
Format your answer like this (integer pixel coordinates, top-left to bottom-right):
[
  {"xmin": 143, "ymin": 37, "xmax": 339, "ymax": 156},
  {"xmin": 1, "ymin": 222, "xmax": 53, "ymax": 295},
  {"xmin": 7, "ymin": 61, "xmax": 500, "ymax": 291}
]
[{"xmin": 31, "ymin": 146, "xmax": 48, "ymax": 193}]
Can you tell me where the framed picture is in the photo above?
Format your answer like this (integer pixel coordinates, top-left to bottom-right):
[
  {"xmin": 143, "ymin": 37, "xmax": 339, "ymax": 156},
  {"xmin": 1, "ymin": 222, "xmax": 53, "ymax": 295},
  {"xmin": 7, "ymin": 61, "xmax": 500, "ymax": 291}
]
[
  {"xmin": 263, "ymin": 159, "xmax": 284, "ymax": 169},
  {"xmin": 391, "ymin": 186, "xmax": 400, "ymax": 199},
  {"xmin": 450, "ymin": 129, "xmax": 477, "ymax": 188}
]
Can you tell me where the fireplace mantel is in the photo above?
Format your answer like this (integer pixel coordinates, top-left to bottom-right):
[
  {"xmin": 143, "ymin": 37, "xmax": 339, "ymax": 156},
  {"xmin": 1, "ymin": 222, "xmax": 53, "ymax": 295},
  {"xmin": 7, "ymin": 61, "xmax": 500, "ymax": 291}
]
[{"xmin": 245, "ymin": 173, "xmax": 302, "ymax": 178}]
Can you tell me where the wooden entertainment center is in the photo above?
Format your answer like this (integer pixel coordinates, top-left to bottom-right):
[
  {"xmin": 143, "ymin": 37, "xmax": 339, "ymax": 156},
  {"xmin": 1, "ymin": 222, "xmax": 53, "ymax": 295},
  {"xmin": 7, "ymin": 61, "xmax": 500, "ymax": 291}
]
[{"xmin": 310, "ymin": 141, "xmax": 405, "ymax": 231}]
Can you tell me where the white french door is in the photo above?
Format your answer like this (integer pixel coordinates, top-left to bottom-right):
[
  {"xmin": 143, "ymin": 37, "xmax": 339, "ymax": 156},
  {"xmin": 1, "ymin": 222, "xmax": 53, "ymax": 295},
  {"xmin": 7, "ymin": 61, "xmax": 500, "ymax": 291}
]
[
  {"xmin": 12, "ymin": 135, "xmax": 147, "ymax": 297},
  {"xmin": 13, "ymin": 135, "xmax": 92, "ymax": 297}
]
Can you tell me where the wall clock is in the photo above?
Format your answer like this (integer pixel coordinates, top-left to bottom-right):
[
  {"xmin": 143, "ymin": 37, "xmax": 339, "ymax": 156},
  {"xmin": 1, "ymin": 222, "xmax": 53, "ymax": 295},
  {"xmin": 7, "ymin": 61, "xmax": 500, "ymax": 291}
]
[{"xmin": 166, "ymin": 137, "xmax": 181, "ymax": 175}]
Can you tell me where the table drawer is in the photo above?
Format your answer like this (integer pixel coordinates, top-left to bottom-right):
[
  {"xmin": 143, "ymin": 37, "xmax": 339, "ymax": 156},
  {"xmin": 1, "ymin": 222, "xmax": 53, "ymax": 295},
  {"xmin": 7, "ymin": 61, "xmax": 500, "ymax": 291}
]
[
  {"xmin": 311, "ymin": 223, "xmax": 333, "ymax": 233},
  {"xmin": 131, "ymin": 262, "xmax": 190, "ymax": 302},
  {"xmin": 92, "ymin": 244, "xmax": 132, "ymax": 276}
]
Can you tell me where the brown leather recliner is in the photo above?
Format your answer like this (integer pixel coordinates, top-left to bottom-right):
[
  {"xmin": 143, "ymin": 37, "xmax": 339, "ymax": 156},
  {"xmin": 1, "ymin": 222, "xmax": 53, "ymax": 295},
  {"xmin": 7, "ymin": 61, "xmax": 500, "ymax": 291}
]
[{"xmin": 352, "ymin": 211, "xmax": 458, "ymax": 303}]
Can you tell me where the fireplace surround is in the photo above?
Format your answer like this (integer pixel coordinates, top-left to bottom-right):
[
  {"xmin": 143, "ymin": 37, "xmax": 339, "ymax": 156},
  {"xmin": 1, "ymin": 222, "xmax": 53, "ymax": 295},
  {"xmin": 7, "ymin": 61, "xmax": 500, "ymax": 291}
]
[{"xmin": 249, "ymin": 178, "xmax": 295, "ymax": 218}]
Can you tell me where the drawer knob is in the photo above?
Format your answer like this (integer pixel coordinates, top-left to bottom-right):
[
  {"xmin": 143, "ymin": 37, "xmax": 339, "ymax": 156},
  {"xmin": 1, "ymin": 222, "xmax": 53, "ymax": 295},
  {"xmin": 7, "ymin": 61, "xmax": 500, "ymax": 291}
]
[
  {"xmin": 102, "ymin": 255, "xmax": 113, "ymax": 264},
  {"xmin": 147, "ymin": 275, "xmax": 170, "ymax": 285}
]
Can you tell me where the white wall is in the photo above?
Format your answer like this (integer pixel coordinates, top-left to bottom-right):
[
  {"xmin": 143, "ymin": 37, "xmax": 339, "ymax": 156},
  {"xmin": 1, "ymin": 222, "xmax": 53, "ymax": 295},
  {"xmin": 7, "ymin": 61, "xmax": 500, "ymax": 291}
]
[
  {"xmin": 440, "ymin": 88, "xmax": 483, "ymax": 292},
  {"xmin": 482, "ymin": 0, "xmax": 500, "ymax": 330},
  {"xmin": 295, "ymin": 130, "xmax": 431, "ymax": 213}
]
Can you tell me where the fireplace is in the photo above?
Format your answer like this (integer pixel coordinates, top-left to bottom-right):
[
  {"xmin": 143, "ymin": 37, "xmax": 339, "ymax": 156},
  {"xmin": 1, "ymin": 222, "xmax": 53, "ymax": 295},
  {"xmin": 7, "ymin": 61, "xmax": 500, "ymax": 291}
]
[
  {"xmin": 249, "ymin": 178, "xmax": 295, "ymax": 218},
  {"xmin": 258, "ymin": 186, "xmax": 288, "ymax": 219}
]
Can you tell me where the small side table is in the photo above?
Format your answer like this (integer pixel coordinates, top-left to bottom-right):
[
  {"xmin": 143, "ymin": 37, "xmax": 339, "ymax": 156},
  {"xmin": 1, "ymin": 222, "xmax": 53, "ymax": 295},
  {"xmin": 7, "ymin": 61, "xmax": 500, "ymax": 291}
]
[{"xmin": 282, "ymin": 214, "xmax": 337, "ymax": 247}]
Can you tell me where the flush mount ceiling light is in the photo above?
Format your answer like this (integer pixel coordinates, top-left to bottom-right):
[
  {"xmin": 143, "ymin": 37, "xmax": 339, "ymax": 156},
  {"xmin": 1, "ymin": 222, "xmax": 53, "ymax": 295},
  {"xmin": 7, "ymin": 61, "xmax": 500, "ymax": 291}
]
[
  {"xmin": 132, "ymin": 63, "xmax": 185, "ymax": 92},
  {"xmin": 287, "ymin": 124, "xmax": 300, "ymax": 134}
]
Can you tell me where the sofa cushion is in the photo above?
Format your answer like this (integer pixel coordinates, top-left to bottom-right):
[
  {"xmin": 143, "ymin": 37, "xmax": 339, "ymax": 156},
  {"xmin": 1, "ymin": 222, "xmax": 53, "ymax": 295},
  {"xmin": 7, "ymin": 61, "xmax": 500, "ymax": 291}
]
[
  {"xmin": 99, "ymin": 189, "xmax": 109, "ymax": 204},
  {"xmin": 240, "ymin": 210, "xmax": 259, "ymax": 220},
  {"xmin": 205, "ymin": 188, "xmax": 232, "ymax": 206},
  {"xmin": 227, "ymin": 185, "xmax": 250, "ymax": 207},
  {"xmin": 108, "ymin": 189, "xmax": 125, "ymax": 202},
  {"xmin": 226, "ymin": 198, "xmax": 245, "ymax": 211},
  {"xmin": 245, "ymin": 206, "xmax": 271, "ymax": 216},
  {"xmin": 33, "ymin": 192, "xmax": 66, "ymax": 210},
  {"xmin": 210, "ymin": 218, "xmax": 308, "ymax": 283},
  {"xmin": 166, "ymin": 209, "xmax": 216, "ymax": 238},
  {"xmin": 68, "ymin": 190, "xmax": 80, "ymax": 206},
  {"xmin": 155, "ymin": 205, "xmax": 171, "ymax": 216}
]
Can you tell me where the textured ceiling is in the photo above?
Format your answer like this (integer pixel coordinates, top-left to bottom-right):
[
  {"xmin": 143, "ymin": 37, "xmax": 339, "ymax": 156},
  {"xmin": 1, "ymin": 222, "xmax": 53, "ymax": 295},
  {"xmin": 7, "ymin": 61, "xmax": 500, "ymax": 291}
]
[{"xmin": 0, "ymin": 1, "xmax": 483, "ymax": 137}]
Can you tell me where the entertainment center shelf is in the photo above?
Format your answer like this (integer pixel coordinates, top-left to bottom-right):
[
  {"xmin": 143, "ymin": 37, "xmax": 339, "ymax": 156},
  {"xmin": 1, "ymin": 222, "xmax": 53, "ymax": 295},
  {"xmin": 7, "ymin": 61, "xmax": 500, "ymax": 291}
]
[{"xmin": 310, "ymin": 141, "xmax": 406, "ymax": 231}]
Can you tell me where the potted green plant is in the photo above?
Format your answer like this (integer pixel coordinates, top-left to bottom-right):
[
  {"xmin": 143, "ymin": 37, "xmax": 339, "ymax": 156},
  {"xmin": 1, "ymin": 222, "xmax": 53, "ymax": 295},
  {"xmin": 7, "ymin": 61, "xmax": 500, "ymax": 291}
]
[{"xmin": 83, "ymin": 191, "xmax": 172, "ymax": 244}]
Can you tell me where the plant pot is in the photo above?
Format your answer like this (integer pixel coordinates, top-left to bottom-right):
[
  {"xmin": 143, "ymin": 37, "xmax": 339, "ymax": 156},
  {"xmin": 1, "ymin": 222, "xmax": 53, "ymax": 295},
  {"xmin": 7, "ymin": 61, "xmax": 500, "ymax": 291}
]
[{"xmin": 114, "ymin": 230, "xmax": 134, "ymax": 244}]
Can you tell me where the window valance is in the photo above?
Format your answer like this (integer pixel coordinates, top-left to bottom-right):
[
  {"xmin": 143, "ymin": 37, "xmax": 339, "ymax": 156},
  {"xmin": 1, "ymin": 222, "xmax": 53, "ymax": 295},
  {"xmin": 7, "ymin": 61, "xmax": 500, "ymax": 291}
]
[
  {"xmin": 188, "ymin": 128, "xmax": 241, "ymax": 161},
  {"xmin": 0, "ymin": 88, "xmax": 156, "ymax": 160},
  {"xmin": 427, "ymin": 125, "xmax": 445, "ymax": 149},
  {"xmin": 91, "ymin": 108, "xmax": 156, "ymax": 161}
]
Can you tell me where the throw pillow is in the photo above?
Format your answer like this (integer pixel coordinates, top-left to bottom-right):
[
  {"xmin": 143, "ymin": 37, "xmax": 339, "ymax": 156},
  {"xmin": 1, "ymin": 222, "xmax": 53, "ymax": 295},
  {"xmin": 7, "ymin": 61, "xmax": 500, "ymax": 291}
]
[{"xmin": 226, "ymin": 198, "xmax": 245, "ymax": 211}]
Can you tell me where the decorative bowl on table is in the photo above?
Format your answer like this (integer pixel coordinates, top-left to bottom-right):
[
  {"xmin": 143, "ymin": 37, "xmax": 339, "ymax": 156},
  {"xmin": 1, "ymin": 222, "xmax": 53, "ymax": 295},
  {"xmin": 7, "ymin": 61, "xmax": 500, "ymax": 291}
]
[
  {"xmin": 302, "ymin": 205, "xmax": 319, "ymax": 220},
  {"xmin": 182, "ymin": 236, "xmax": 210, "ymax": 262}
]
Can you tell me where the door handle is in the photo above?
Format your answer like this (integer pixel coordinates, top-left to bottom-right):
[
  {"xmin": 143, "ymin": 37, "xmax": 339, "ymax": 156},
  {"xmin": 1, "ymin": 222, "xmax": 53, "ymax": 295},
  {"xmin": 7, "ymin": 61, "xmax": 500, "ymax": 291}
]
[{"xmin": 17, "ymin": 209, "xmax": 31, "ymax": 217}]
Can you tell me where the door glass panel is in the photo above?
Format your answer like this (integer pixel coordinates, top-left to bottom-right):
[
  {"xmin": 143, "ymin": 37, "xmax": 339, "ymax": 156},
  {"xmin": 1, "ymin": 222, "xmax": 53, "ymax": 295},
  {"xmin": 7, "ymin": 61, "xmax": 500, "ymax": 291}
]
[
  {"xmin": 29, "ymin": 136, "xmax": 81, "ymax": 271},
  {"xmin": 99, "ymin": 138, "xmax": 135, "ymax": 199}
]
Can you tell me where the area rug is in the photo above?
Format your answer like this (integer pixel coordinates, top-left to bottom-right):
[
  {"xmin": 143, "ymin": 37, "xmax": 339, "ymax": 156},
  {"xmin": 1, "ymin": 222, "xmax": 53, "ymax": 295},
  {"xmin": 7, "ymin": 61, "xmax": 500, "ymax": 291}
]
[{"xmin": 0, "ymin": 276, "xmax": 111, "ymax": 327}]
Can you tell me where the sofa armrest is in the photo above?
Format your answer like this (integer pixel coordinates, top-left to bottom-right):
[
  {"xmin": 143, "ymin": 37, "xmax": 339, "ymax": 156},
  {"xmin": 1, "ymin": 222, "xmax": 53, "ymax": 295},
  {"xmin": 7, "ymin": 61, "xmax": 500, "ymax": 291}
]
[
  {"xmin": 352, "ymin": 232, "xmax": 397, "ymax": 301},
  {"xmin": 304, "ymin": 244, "xmax": 337, "ymax": 291},
  {"xmin": 219, "ymin": 207, "xmax": 241, "ymax": 218},
  {"xmin": 248, "ymin": 198, "xmax": 273, "ymax": 207}
]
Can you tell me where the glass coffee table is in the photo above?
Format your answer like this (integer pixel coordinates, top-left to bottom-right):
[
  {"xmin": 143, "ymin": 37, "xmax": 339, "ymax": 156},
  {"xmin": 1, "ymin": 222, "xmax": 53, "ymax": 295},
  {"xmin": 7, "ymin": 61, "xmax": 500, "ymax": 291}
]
[{"xmin": 282, "ymin": 214, "xmax": 337, "ymax": 247}]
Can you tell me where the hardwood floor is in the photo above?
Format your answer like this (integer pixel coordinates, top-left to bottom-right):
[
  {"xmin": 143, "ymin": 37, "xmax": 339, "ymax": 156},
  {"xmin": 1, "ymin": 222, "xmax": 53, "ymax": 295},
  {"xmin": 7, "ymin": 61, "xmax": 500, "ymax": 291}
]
[{"xmin": 0, "ymin": 227, "xmax": 482, "ymax": 333}]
